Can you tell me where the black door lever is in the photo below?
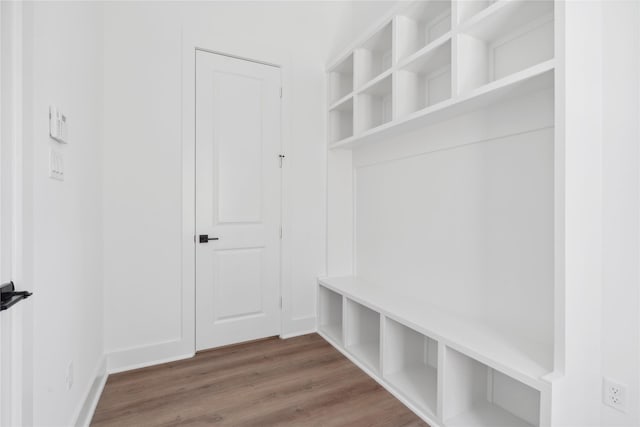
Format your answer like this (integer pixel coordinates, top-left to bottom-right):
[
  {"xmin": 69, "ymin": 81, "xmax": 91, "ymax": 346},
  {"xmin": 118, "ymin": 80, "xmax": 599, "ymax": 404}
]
[{"xmin": 199, "ymin": 234, "xmax": 219, "ymax": 243}]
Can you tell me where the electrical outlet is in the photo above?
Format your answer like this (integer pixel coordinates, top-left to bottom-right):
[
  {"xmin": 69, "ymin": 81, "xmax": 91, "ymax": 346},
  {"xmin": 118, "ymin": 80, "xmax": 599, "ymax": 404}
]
[
  {"xmin": 603, "ymin": 377, "xmax": 627, "ymax": 412},
  {"xmin": 65, "ymin": 361, "xmax": 74, "ymax": 391}
]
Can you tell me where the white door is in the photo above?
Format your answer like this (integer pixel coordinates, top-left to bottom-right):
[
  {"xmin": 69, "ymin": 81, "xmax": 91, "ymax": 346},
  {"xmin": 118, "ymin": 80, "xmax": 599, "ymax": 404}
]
[{"xmin": 195, "ymin": 50, "xmax": 282, "ymax": 351}]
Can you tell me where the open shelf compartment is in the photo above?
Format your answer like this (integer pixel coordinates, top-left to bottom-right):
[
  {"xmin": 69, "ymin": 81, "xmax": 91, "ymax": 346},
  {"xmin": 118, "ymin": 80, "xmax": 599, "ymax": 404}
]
[
  {"xmin": 396, "ymin": 0, "xmax": 451, "ymax": 62},
  {"xmin": 443, "ymin": 348, "xmax": 540, "ymax": 427},
  {"xmin": 355, "ymin": 22, "xmax": 393, "ymax": 88},
  {"xmin": 329, "ymin": 97, "xmax": 354, "ymax": 143},
  {"xmin": 383, "ymin": 317, "xmax": 438, "ymax": 416},
  {"xmin": 456, "ymin": 0, "xmax": 554, "ymax": 94},
  {"xmin": 397, "ymin": 39, "xmax": 452, "ymax": 118},
  {"xmin": 356, "ymin": 74, "xmax": 393, "ymax": 133},
  {"xmin": 329, "ymin": 53, "xmax": 354, "ymax": 105},
  {"xmin": 318, "ymin": 285, "xmax": 343, "ymax": 345},
  {"xmin": 345, "ymin": 299, "xmax": 381, "ymax": 373}
]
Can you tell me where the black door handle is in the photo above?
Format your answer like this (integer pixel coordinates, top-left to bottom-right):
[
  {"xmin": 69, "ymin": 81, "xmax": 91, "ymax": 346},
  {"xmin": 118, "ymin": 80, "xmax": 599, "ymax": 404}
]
[{"xmin": 199, "ymin": 234, "xmax": 219, "ymax": 243}]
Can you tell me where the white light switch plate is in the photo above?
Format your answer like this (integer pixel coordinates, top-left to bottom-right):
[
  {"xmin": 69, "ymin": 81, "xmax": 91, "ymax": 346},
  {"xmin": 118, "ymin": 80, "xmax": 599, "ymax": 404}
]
[
  {"xmin": 49, "ymin": 105, "xmax": 68, "ymax": 144},
  {"xmin": 49, "ymin": 148, "xmax": 64, "ymax": 181}
]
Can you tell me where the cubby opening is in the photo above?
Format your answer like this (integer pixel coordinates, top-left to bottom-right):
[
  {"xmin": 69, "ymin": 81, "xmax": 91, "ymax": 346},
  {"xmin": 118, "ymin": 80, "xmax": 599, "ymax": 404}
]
[
  {"xmin": 329, "ymin": 98, "xmax": 354, "ymax": 143},
  {"xmin": 396, "ymin": 39, "xmax": 451, "ymax": 118},
  {"xmin": 355, "ymin": 22, "xmax": 393, "ymax": 87},
  {"xmin": 396, "ymin": 0, "xmax": 451, "ymax": 62},
  {"xmin": 383, "ymin": 318, "xmax": 438, "ymax": 416},
  {"xmin": 456, "ymin": 1, "xmax": 554, "ymax": 93},
  {"xmin": 457, "ymin": 0, "xmax": 496, "ymax": 24},
  {"xmin": 329, "ymin": 54, "xmax": 354, "ymax": 104},
  {"xmin": 318, "ymin": 286, "xmax": 343, "ymax": 344},
  {"xmin": 444, "ymin": 348, "xmax": 541, "ymax": 427},
  {"xmin": 345, "ymin": 299, "xmax": 381, "ymax": 373},
  {"xmin": 356, "ymin": 74, "xmax": 392, "ymax": 133}
]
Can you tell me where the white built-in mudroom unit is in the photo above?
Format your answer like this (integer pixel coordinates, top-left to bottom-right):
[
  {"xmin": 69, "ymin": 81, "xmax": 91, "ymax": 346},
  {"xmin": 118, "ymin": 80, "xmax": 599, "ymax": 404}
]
[{"xmin": 320, "ymin": 1, "xmax": 601, "ymax": 426}]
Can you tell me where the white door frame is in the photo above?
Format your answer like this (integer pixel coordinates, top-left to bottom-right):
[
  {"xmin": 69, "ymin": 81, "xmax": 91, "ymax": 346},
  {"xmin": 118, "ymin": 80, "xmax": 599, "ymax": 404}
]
[
  {"xmin": 181, "ymin": 27, "xmax": 293, "ymax": 355},
  {"xmin": 0, "ymin": 1, "xmax": 30, "ymax": 425}
]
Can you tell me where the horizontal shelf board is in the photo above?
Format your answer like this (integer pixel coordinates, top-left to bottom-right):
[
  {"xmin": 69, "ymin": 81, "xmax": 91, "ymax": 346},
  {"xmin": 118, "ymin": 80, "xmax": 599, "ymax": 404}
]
[
  {"xmin": 460, "ymin": 0, "xmax": 554, "ymax": 42},
  {"xmin": 347, "ymin": 342, "xmax": 380, "ymax": 372},
  {"xmin": 329, "ymin": 60, "xmax": 554, "ymax": 150},
  {"xmin": 319, "ymin": 323, "xmax": 343, "ymax": 345},
  {"xmin": 328, "ymin": 52, "xmax": 354, "ymax": 74},
  {"xmin": 386, "ymin": 365, "xmax": 437, "ymax": 415},
  {"xmin": 398, "ymin": 0, "xmax": 451, "ymax": 23},
  {"xmin": 328, "ymin": 94, "xmax": 354, "ymax": 112},
  {"xmin": 446, "ymin": 401, "xmax": 534, "ymax": 427},
  {"xmin": 397, "ymin": 32, "xmax": 452, "ymax": 69},
  {"xmin": 319, "ymin": 276, "xmax": 552, "ymax": 387},
  {"xmin": 356, "ymin": 68, "xmax": 393, "ymax": 94}
]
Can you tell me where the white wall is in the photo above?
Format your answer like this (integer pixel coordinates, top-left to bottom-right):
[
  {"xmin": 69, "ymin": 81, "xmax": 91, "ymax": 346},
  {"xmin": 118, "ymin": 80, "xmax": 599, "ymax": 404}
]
[
  {"xmin": 21, "ymin": 1, "xmax": 105, "ymax": 425},
  {"xmin": 601, "ymin": 1, "xmax": 640, "ymax": 425},
  {"xmin": 102, "ymin": 1, "xmax": 354, "ymax": 370}
]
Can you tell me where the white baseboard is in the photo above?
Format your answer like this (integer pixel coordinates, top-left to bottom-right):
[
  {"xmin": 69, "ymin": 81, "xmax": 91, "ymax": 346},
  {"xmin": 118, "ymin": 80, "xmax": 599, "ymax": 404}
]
[
  {"xmin": 105, "ymin": 318, "xmax": 317, "ymax": 375},
  {"xmin": 280, "ymin": 327, "xmax": 317, "ymax": 339},
  {"xmin": 281, "ymin": 315, "xmax": 316, "ymax": 339},
  {"xmin": 106, "ymin": 339, "xmax": 194, "ymax": 374},
  {"xmin": 73, "ymin": 356, "xmax": 107, "ymax": 427}
]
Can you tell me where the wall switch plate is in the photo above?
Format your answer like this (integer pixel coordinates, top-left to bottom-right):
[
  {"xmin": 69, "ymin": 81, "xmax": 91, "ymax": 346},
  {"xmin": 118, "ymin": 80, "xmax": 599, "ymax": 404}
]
[
  {"xmin": 49, "ymin": 105, "xmax": 68, "ymax": 144},
  {"xmin": 49, "ymin": 148, "xmax": 64, "ymax": 181},
  {"xmin": 603, "ymin": 377, "xmax": 627, "ymax": 412}
]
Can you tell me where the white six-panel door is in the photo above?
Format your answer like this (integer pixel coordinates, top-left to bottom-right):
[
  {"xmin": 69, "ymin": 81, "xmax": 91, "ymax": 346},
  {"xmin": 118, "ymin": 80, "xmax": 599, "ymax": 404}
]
[{"xmin": 195, "ymin": 50, "xmax": 282, "ymax": 351}]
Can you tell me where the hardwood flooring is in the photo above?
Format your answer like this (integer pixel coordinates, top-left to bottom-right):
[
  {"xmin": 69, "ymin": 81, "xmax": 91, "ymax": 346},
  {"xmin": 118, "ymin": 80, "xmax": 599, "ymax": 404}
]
[{"xmin": 92, "ymin": 334, "xmax": 428, "ymax": 426}]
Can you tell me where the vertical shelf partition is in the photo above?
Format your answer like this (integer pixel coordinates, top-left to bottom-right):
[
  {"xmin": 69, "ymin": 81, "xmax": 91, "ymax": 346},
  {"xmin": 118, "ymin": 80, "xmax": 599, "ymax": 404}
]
[{"xmin": 318, "ymin": 286, "xmax": 343, "ymax": 345}]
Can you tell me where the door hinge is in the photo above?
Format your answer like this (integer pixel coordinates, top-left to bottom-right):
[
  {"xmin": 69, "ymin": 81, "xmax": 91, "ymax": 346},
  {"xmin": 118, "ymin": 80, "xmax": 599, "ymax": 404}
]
[
  {"xmin": 280, "ymin": 226, "xmax": 283, "ymax": 239},
  {"xmin": 280, "ymin": 87, "xmax": 283, "ymax": 98},
  {"xmin": 280, "ymin": 297, "xmax": 283, "ymax": 309},
  {"xmin": 279, "ymin": 154, "xmax": 285, "ymax": 168}
]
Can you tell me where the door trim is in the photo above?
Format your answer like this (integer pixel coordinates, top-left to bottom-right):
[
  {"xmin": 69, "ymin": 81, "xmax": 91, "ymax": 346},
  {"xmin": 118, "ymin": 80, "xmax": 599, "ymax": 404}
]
[
  {"xmin": 182, "ymin": 27, "xmax": 294, "ymax": 355},
  {"xmin": 0, "ymin": 2, "xmax": 30, "ymax": 425}
]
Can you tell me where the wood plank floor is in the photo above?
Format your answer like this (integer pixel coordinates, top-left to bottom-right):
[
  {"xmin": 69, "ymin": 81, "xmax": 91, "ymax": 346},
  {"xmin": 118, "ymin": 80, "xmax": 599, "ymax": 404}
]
[{"xmin": 92, "ymin": 334, "xmax": 428, "ymax": 426}]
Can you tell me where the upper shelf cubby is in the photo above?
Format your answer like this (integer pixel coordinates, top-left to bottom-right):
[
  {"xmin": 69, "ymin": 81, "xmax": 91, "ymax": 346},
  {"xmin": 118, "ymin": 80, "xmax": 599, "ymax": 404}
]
[
  {"xmin": 396, "ymin": 1, "xmax": 452, "ymax": 62},
  {"xmin": 329, "ymin": 53, "xmax": 354, "ymax": 105},
  {"xmin": 396, "ymin": 38, "xmax": 452, "ymax": 118},
  {"xmin": 356, "ymin": 74, "xmax": 393, "ymax": 134},
  {"xmin": 355, "ymin": 22, "xmax": 393, "ymax": 88},
  {"xmin": 456, "ymin": 0, "xmax": 554, "ymax": 93}
]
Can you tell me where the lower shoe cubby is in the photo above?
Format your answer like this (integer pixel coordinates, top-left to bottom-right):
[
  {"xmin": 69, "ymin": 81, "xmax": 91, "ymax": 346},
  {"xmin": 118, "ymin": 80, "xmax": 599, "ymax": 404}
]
[
  {"xmin": 443, "ymin": 348, "xmax": 540, "ymax": 427},
  {"xmin": 383, "ymin": 318, "xmax": 438, "ymax": 416},
  {"xmin": 318, "ymin": 285, "xmax": 343, "ymax": 345},
  {"xmin": 345, "ymin": 299, "xmax": 381, "ymax": 373}
]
